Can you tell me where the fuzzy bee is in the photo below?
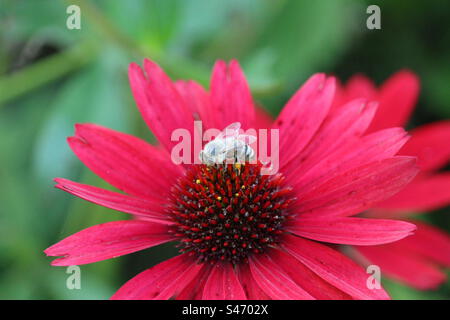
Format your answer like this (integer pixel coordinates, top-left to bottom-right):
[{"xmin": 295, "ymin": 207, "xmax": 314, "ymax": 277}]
[{"xmin": 199, "ymin": 122, "xmax": 257, "ymax": 165}]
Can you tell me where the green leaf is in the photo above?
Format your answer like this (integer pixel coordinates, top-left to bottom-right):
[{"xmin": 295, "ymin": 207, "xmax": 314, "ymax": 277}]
[{"xmin": 32, "ymin": 48, "xmax": 132, "ymax": 184}]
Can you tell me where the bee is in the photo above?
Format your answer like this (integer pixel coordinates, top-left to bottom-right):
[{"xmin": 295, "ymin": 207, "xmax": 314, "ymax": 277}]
[{"xmin": 199, "ymin": 122, "xmax": 257, "ymax": 165}]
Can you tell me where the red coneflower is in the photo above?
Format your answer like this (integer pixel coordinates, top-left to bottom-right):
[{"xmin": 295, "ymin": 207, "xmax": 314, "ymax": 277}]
[
  {"xmin": 334, "ymin": 71, "xmax": 450, "ymax": 290},
  {"xmin": 45, "ymin": 60, "xmax": 419, "ymax": 300}
]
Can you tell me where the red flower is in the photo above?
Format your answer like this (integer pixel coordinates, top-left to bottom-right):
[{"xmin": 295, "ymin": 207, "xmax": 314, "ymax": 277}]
[
  {"xmin": 45, "ymin": 60, "xmax": 419, "ymax": 299},
  {"xmin": 334, "ymin": 71, "xmax": 450, "ymax": 290}
]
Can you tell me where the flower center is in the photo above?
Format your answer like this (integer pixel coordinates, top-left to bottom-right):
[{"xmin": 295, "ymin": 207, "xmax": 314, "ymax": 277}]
[{"xmin": 169, "ymin": 163, "xmax": 293, "ymax": 264}]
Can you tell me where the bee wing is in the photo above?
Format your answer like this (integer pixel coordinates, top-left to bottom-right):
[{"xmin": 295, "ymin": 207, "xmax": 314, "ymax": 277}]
[
  {"xmin": 216, "ymin": 122, "xmax": 241, "ymax": 140},
  {"xmin": 237, "ymin": 134, "xmax": 257, "ymax": 144}
]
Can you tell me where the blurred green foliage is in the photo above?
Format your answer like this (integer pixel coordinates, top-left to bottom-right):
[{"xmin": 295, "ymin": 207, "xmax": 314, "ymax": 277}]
[{"xmin": 0, "ymin": 0, "xmax": 449, "ymax": 299}]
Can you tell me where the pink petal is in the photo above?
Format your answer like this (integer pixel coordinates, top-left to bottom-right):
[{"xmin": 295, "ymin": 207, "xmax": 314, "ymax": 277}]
[
  {"xmin": 209, "ymin": 60, "xmax": 255, "ymax": 130},
  {"xmin": 111, "ymin": 254, "xmax": 202, "ymax": 300},
  {"xmin": 292, "ymin": 127, "xmax": 409, "ymax": 191},
  {"xmin": 273, "ymin": 74, "xmax": 335, "ymax": 169},
  {"xmin": 294, "ymin": 157, "xmax": 418, "ymax": 218},
  {"xmin": 129, "ymin": 60, "xmax": 198, "ymax": 154},
  {"xmin": 287, "ymin": 217, "xmax": 416, "ymax": 245},
  {"xmin": 282, "ymin": 234, "xmax": 390, "ymax": 300},
  {"xmin": 393, "ymin": 221, "xmax": 450, "ymax": 267},
  {"xmin": 174, "ymin": 80, "xmax": 213, "ymax": 130},
  {"xmin": 202, "ymin": 263, "xmax": 247, "ymax": 300},
  {"xmin": 54, "ymin": 178, "xmax": 171, "ymax": 224},
  {"xmin": 68, "ymin": 123, "xmax": 182, "ymax": 200},
  {"xmin": 330, "ymin": 74, "xmax": 377, "ymax": 113},
  {"xmin": 254, "ymin": 105, "xmax": 274, "ymax": 130},
  {"xmin": 284, "ymin": 99, "xmax": 377, "ymax": 180},
  {"xmin": 399, "ymin": 121, "xmax": 450, "ymax": 171},
  {"xmin": 269, "ymin": 249, "xmax": 351, "ymax": 299},
  {"xmin": 249, "ymin": 253, "xmax": 315, "ymax": 300},
  {"xmin": 344, "ymin": 74, "xmax": 377, "ymax": 101},
  {"xmin": 377, "ymin": 173, "xmax": 450, "ymax": 213},
  {"xmin": 176, "ymin": 264, "xmax": 212, "ymax": 300},
  {"xmin": 355, "ymin": 244, "xmax": 446, "ymax": 290},
  {"xmin": 236, "ymin": 263, "xmax": 271, "ymax": 300},
  {"xmin": 45, "ymin": 220, "xmax": 173, "ymax": 266},
  {"xmin": 368, "ymin": 70, "xmax": 419, "ymax": 132}
]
